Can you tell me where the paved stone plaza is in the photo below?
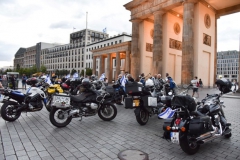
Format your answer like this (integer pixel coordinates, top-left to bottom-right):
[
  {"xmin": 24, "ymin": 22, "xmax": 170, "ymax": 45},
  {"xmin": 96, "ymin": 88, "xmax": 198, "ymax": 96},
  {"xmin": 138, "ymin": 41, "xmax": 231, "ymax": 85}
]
[{"xmin": 0, "ymin": 88, "xmax": 240, "ymax": 160}]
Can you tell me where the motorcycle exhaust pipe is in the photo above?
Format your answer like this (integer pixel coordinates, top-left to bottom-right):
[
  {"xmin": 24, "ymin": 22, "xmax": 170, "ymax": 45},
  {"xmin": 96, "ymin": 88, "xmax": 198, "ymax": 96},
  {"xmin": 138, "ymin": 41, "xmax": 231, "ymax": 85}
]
[
  {"xmin": 189, "ymin": 131, "xmax": 214, "ymax": 142},
  {"xmin": 68, "ymin": 109, "xmax": 79, "ymax": 117},
  {"xmin": 197, "ymin": 134, "xmax": 221, "ymax": 145}
]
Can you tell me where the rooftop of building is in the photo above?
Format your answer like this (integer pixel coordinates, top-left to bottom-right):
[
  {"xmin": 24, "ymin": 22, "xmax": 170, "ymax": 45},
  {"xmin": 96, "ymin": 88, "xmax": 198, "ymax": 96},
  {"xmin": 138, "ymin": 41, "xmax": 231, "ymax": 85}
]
[{"xmin": 15, "ymin": 48, "xmax": 26, "ymax": 57}]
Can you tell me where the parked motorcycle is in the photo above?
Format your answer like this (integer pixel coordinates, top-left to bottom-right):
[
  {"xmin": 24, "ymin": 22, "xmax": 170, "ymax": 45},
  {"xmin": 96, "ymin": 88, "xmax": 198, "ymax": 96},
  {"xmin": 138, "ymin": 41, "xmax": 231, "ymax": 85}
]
[
  {"xmin": 162, "ymin": 78, "xmax": 232, "ymax": 155},
  {"xmin": 0, "ymin": 77, "xmax": 49, "ymax": 122},
  {"xmin": 49, "ymin": 78, "xmax": 117, "ymax": 127}
]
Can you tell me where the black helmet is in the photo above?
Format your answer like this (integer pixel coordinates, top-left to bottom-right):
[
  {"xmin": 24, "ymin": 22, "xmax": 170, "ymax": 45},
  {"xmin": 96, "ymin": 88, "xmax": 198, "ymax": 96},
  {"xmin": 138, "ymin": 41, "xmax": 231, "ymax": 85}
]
[
  {"xmin": 80, "ymin": 78, "xmax": 91, "ymax": 92},
  {"xmin": 26, "ymin": 77, "xmax": 38, "ymax": 86}
]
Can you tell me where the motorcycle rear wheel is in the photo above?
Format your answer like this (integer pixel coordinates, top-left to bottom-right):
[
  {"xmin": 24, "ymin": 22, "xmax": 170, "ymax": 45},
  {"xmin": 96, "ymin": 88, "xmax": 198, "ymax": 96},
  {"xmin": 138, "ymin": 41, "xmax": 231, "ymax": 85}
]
[
  {"xmin": 136, "ymin": 109, "xmax": 149, "ymax": 125},
  {"xmin": 98, "ymin": 103, "xmax": 117, "ymax": 121},
  {"xmin": 50, "ymin": 108, "xmax": 72, "ymax": 127},
  {"xmin": 1, "ymin": 102, "xmax": 21, "ymax": 122},
  {"xmin": 179, "ymin": 132, "xmax": 200, "ymax": 155}
]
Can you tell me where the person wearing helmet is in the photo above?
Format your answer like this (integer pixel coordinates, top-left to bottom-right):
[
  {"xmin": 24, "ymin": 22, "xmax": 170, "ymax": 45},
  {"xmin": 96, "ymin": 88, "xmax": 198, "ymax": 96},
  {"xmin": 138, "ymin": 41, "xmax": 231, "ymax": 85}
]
[
  {"xmin": 80, "ymin": 78, "xmax": 92, "ymax": 92},
  {"xmin": 126, "ymin": 74, "xmax": 134, "ymax": 82}
]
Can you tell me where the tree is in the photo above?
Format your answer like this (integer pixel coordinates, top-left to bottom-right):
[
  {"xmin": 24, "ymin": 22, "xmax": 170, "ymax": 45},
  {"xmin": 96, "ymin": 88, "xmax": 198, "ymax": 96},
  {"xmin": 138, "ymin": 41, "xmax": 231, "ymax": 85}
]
[
  {"xmin": 40, "ymin": 65, "xmax": 47, "ymax": 73},
  {"xmin": 55, "ymin": 69, "xmax": 59, "ymax": 77},
  {"xmin": 71, "ymin": 69, "xmax": 77, "ymax": 75},
  {"xmin": 80, "ymin": 70, "xmax": 84, "ymax": 76},
  {"xmin": 86, "ymin": 68, "xmax": 92, "ymax": 76}
]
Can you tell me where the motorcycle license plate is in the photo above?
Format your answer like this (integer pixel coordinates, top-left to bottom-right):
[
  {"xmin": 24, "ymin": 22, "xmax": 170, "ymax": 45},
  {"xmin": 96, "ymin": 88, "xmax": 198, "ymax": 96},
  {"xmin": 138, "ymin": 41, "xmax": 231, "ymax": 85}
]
[
  {"xmin": 170, "ymin": 132, "xmax": 179, "ymax": 144},
  {"xmin": 52, "ymin": 96, "xmax": 70, "ymax": 105}
]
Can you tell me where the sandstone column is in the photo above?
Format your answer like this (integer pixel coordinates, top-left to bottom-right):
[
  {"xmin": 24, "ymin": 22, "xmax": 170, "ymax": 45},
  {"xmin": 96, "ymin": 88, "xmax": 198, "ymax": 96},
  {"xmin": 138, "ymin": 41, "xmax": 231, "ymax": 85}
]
[
  {"xmin": 92, "ymin": 56, "xmax": 96, "ymax": 75},
  {"xmin": 153, "ymin": 11, "xmax": 165, "ymax": 75},
  {"xmin": 181, "ymin": 0, "xmax": 197, "ymax": 85},
  {"xmin": 99, "ymin": 55, "xmax": 105, "ymax": 76},
  {"xmin": 131, "ymin": 19, "xmax": 141, "ymax": 79},
  {"xmin": 115, "ymin": 52, "xmax": 120, "ymax": 79},
  {"xmin": 125, "ymin": 51, "xmax": 130, "ymax": 73},
  {"xmin": 107, "ymin": 54, "xmax": 113, "ymax": 82}
]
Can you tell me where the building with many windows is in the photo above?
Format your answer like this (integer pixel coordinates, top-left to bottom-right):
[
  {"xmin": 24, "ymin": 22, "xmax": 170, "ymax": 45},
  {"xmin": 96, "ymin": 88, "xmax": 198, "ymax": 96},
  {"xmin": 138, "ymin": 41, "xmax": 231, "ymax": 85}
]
[
  {"xmin": 41, "ymin": 29, "xmax": 109, "ymax": 74},
  {"xmin": 217, "ymin": 50, "xmax": 239, "ymax": 82},
  {"xmin": 14, "ymin": 48, "xmax": 26, "ymax": 70}
]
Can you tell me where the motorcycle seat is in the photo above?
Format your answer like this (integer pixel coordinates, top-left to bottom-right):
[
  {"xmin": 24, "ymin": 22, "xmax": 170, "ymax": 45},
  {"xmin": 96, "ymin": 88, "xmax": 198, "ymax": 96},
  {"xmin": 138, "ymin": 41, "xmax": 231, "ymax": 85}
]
[{"xmin": 70, "ymin": 93, "xmax": 92, "ymax": 102}]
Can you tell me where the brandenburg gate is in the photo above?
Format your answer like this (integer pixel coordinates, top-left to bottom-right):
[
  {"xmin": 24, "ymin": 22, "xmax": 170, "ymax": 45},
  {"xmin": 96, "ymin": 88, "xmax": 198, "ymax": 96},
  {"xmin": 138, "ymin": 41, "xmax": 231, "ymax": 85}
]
[{"xmin": 124, "ymin": 0, "xmax": 240, "ymax": 86}]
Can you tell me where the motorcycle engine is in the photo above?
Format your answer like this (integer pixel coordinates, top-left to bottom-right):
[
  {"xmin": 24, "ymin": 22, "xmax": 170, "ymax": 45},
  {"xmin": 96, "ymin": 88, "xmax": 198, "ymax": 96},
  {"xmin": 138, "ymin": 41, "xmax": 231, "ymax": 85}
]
[{"xmin": 28, "ymin": 93, "xmax": 43, "ymax": 110}]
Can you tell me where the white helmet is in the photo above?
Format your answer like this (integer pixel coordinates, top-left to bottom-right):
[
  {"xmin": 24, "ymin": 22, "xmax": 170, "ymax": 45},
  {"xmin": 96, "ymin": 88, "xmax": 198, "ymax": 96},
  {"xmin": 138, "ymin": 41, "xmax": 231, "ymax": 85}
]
[{"xmin": 145, "ymin": 79, "xmax": 154, "ymax": 87}]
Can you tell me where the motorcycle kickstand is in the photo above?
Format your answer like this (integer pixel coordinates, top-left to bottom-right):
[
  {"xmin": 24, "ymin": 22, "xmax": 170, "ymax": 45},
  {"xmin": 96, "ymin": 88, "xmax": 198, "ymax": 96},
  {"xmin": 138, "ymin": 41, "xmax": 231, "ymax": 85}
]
[{"xmin": 78, "ymin": 116, "xmax": 83, "ymax": 121}]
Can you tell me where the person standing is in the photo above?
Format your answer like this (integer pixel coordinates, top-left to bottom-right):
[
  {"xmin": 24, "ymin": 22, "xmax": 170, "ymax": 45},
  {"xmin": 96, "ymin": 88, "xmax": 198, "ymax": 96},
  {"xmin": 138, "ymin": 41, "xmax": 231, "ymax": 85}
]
[
  {"xmin": 233, "ymin": 79, "xmax": 237, "ymax": 92},
  {"xmin": 199, "ymin": 78, "xmax": 203, "ymax": 90},
  {"xmin": 22, "ymin": 74, "xmax": 27, "ymax": 90},
  {"xmin": 191, "ymin": 76, "xmax": 199, "ymax": 98},
  {"xmin": 10, "ymin": 75, "xmax": 16, "ymax": 90}
]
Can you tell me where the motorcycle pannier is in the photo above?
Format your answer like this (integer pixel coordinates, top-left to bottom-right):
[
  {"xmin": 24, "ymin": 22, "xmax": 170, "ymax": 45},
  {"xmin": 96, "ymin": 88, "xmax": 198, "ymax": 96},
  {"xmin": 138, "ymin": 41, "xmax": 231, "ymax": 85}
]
[
  {"xmin": 125, "ymin": 82, "xmax": 143, "ymax": 95},
  {"xmin": 189, "ymin": 116, "xmax": 213, "ymax": 135},
  {"xmin": 124, "ymin": 97, "xmax": 133, "ymax": 109}
]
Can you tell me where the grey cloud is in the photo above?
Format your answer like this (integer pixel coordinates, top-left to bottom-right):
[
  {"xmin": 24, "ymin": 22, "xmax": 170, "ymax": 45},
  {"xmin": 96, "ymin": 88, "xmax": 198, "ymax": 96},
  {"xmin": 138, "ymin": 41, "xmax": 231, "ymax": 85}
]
[{"xmin": 0, "ymin": 41, "xmax": 19, "ymax": 61}]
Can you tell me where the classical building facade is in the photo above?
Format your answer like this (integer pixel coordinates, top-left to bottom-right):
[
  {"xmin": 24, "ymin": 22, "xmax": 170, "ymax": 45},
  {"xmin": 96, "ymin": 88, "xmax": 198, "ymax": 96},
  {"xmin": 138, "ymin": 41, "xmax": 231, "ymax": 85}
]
[
  {"xmin": 124, "ymin": 0, "xmax": 240, "ymax": 86},
  {"xmin": 41, "ymin": 29, "xmax": 109, "ymax": 74},
  {"xmin": 14, "ymin": 48, "xmax": 26, "ymax": 70},
  {"xmin": 217, "ymin": 50, "xmax": 239, "ymax": 82},
  {"xmin": 88, "ymin": 33, "xmax": 132, "ymax": 81}
]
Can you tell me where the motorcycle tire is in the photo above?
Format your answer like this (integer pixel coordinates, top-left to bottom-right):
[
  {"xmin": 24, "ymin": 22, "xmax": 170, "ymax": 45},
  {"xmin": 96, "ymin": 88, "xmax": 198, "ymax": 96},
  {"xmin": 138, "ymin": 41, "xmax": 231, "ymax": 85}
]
[
  {"xmin": 45, "ymin": 97, "xmax": 52, "ymax": 112},
  {"xmin": 136, "ymin": 109, "xmax": 149, "ymax": 125},
  {"xmin": 179, "ymin": 131, "xmax": 200, "ymax": 155},
  {"xmin": 1, "ymin": 102, "xmax": 21, "ymax": 122},
  {"xmin": 98, "ymin": 103, "xmax": 117, "ymax": 121},
  {"xmin": 49, "ymin": 108, "xmax": 72, "ymax": 128}
]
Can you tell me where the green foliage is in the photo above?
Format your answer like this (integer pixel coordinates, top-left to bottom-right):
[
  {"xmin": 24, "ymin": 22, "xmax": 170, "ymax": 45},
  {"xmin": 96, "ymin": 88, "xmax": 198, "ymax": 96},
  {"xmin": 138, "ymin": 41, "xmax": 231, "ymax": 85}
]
[
  {"xmin": 86, "ymin": 68, "xmax": 92, "ymax": 76},
  {"xmin": 80, "ymin": 70, "xmax": 84, "ymax": 76},
  {"xmin": 40, "ymin": 65, "xmax": 47, "ymax": 73}
]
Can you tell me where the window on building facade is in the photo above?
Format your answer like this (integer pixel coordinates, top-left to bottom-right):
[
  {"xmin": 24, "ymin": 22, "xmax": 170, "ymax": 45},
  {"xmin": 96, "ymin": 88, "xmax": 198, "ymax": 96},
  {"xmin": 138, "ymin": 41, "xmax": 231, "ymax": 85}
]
[
  {"xmin": 115, "ymin": 41, "xmax": 117, "ymax": 44},
  {"xmin": 111, "ymin": 42, "xmax": 113, "ymax": 45}
]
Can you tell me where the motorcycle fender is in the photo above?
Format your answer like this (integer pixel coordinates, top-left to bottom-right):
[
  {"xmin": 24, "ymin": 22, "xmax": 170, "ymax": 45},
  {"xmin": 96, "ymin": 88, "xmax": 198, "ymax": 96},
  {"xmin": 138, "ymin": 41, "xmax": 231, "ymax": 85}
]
[
  {"xmin": 134, "ymin": 107, "xmax": 140, "ymax": 116},
  {"xmin": 179, "ymin": 120, "xmax": 187, "ymax": 129}
]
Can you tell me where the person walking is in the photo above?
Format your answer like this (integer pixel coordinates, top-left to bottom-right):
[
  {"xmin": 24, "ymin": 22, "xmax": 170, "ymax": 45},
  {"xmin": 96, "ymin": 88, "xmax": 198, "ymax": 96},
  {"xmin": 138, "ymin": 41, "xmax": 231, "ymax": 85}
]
[
  {"xmin": 233, "ymin": 79, "xmax": 237, "ymax": 92},
  {"xmin": 199, "ymin": 78, "xmax": 203, "ymax": 90},
  {"xmin": 22, "ymin": 74, "xmax": 27, "ymax": 90},
  {"xmin": 191, "ymin": 76, "xmax": 199, "ymax": 98}
]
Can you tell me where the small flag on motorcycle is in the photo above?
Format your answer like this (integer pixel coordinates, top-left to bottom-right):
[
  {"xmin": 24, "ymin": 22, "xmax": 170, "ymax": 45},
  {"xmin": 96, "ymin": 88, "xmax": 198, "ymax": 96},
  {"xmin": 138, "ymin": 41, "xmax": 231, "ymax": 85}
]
[
  {"xmin": 73, "ymin": 72, "xmax": 79, "ymax": 78},
  {"xmin": 158, "ymin": 107, "xmax": 176, "ymax": 119}
]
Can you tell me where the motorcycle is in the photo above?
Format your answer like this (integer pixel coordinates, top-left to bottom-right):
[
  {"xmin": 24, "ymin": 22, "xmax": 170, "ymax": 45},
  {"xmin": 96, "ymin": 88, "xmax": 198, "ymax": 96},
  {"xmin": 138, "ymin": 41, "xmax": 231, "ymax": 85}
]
[
  {"xmin": 124, "ymin": 80, "xmax": 162, "ymax": 125},
  {"xmin": 0, "ymin": 77, "xmax": 49, "ymax": 122},
  {"xmin": 49, "ymin": 78, "xmax": 117, "ymax": 127},
  {"xmin": 162, "ymin": 79, "xmax": 232, "ymax": 155}
]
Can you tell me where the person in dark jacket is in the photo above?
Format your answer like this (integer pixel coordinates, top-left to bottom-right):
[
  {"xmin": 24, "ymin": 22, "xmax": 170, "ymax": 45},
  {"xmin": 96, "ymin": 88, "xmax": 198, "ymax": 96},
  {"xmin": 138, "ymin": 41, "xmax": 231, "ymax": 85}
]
[
  {"xmin": 10, "ymin": 75, "xmax": 16, "ymax": 90},
  {"xmin": 126, "ymin": 74, "xmax": 134, "ymax": 82}
]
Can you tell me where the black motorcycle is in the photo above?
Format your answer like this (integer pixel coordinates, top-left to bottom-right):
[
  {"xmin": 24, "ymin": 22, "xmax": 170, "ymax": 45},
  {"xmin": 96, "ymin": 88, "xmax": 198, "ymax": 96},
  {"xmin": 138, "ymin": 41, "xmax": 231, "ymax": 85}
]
[
  {"xmin": 49, "ymin": 78, "xmax": 117, "ymax": 127},
  {"xmin": 162, "ymin": 91, "xmax": 232, "ymax": 154}
]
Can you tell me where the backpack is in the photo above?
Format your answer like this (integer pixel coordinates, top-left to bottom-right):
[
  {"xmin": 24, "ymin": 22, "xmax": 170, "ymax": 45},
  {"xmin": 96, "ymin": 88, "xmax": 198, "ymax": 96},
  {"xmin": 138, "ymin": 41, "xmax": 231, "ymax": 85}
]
[{"xmin": 197, "ymin": 82, "xmax": 200, "ymax": 87}]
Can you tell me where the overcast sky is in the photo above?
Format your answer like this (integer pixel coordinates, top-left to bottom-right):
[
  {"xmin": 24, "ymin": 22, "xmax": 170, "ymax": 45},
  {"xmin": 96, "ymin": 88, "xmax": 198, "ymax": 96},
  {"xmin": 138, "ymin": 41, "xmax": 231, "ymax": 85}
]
[{"xmin": 0, "ymin": 0, "xmax": 240, "ymax": 68}]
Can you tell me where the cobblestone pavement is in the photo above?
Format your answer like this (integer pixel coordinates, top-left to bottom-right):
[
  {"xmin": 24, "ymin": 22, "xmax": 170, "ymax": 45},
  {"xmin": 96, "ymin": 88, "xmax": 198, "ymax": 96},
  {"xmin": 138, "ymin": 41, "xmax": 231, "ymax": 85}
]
[{"xmin": 0, "ymin": 88, "xmax": 240, "ymax": 160}]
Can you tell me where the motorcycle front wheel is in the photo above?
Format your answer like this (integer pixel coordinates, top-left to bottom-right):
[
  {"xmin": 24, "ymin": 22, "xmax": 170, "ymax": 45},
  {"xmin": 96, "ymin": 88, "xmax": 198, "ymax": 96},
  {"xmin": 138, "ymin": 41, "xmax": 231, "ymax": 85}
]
[
  {"xmin": 49, "ymin": 108, "xmax": 72, "ymax": 127},
  {"xmin": 1, "ymin": 102, "xmax": 21, "ymax": 122},
  {"xmin": 179, "ymin": 131, "xmax": 200, "ymax": 155},
  {"xmin": 136, "ymin": 108, "xmax": 149, "ymax": 125},
  {"xmin": 45, "ymin": 96, "xmax": 52, "ymax": 112},
  {"xmin": 98, "ymin": 103, "xmax": 117, "ymax": 121}
]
